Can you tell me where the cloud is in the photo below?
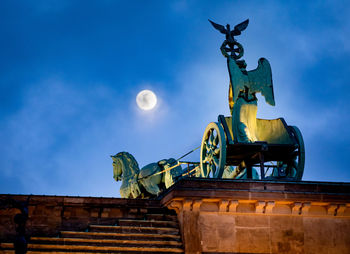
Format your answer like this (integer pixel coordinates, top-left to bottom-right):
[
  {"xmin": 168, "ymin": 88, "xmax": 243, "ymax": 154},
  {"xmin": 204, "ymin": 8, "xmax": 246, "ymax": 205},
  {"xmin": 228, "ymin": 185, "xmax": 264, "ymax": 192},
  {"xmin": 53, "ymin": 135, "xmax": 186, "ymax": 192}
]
[
  {"xmin": 1, "ymin": 1, "xmax": 350, "ymax": 197},
  {"xmin": 170, "ymin": 0, "xmax": 189, "ymax": 13},
  {"xmin": 0, "ymin": 77, "xmax": 125, "ymax": 195}
]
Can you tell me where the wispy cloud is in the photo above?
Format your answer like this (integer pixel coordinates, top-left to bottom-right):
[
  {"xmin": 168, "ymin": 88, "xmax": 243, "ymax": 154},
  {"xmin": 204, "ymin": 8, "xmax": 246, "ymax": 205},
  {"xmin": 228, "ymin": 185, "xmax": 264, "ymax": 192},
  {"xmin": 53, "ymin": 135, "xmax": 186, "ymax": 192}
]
[{"xmin": 0, "ymin": 1, "xmax": 349, "ymax": 196}]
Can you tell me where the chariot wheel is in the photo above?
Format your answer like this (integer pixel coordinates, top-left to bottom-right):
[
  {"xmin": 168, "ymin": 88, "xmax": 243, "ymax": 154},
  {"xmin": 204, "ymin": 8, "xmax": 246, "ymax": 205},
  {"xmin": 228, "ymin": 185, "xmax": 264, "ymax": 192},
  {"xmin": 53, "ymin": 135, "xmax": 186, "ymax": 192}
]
[
  {"xmin": 200, "ymin": 122, "xmax": 226, "ymax": 178},
  {"xmin": 274, "ymin": 126, "xmax": 305, "ymax": 180}
]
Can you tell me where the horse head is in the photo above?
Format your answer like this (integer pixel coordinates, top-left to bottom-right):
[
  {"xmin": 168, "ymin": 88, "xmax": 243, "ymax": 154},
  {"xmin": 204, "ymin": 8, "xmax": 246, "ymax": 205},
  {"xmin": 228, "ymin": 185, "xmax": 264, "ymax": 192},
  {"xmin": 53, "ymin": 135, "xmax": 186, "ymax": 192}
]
[
  {"xmin": 111, "ymin": 152, "xmax": 140, "ymax": 181},
  {"xmin": 111, "ymin": 154, "xmax": 122, "ymax": 181},
  {"xmin": 111, "ymin": 152, "xmax": 141, "ymax": 198}
]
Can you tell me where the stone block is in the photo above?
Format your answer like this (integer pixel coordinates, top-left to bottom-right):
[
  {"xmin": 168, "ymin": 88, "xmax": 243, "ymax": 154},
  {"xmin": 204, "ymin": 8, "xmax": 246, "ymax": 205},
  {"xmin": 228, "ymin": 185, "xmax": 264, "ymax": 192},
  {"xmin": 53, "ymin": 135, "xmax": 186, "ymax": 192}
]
[
  {"xmin": 235, "ymin": 215, "xmax": 269, "ymax": 228},
  {"xmin": 235, "ymin": 224, "xmax": 270, "ymax": 253},
  {"xmin": 237, "ymin": 202, "xmax": 255, "ymax": 213},
  {"xmin": 90, "ymin": 209, "xmax": 99, "ymax": 218},
  {"xmin": 308, "ymin": 204, "xmax": 327, "ymax": 216},
  {"xmin": 200, "ymin": 202, "xmax": 219, "ymax": 212},
  {"xmin": 303, "ymin": 217, "xmax": 350, "ymax": 254},
  {"xmin": 273, "ymin": 203, "xmax": 292, "ymax": 214},
  {"xmin": 198, "ymin": 213, "xmax": 236, "ymax": 252},
  {"xmin": 64, "ymin": 197, "xmax": 84, "ymax": 204},
  {"xmin": 270, "ymin": 216, "xmax": 304, "ymax": 254}
]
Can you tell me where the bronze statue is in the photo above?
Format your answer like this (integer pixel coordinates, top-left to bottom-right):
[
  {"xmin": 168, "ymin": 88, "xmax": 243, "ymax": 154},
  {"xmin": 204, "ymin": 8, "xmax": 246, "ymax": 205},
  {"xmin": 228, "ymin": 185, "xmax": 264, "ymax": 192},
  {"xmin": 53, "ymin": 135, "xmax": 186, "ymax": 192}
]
[
  {"xmin": 111, "ymin": 152, "xmax": 183, "ymax": 198},
  {"xmin": 111, "ymin": 19, "xmax": 305, "ymax": 198},
  {"xmin": 209, "ymin": 19, "xmax": 275, "ymax": 143},
  {"xmin": 200, "ymin": 19, "xmax": 304, "ymax": 179}
]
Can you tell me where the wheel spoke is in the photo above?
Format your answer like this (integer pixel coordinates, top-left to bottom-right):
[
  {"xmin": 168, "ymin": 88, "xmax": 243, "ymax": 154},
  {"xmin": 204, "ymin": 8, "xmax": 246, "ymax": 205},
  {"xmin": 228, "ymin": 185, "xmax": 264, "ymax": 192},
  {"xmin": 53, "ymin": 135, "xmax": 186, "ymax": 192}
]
[
  {"xmin": 202, "ymin": 163, "xmax": 209, "ymax": 177},
  {"xmin": 210, "ymin": 164, "xmax": 216, "ymax": 174},
  {"xmin": 214, "ymin": 148, "xmax": 220, "ymax": 155},
  {"xmin": 205, "ymin": 141, "xmax": 210, "ymax": 152},
  {"xmin": 208, "ymin": 130, "xmax": 214, "ymax": 145},
  {"xmin": 213, "ymin": 156, "xmax": 219, "ymax": 167},
  {"xmin": 213, "ymin": 133, "xmax": 219, "ymax": 146}
]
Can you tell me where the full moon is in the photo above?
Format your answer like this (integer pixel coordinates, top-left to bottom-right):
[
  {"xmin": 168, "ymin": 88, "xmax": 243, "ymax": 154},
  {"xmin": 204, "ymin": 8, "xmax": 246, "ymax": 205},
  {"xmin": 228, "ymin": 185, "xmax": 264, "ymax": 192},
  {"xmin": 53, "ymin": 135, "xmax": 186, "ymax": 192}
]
[{"xmin": 136, "ymin": 90, "xmax": 157, "ymax": 110}]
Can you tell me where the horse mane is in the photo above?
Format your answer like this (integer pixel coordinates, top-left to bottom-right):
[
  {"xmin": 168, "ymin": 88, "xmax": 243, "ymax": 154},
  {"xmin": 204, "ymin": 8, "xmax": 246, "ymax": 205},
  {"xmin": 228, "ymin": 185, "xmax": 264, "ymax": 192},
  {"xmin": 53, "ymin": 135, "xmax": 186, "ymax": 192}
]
[{"xmin": 115, "ymin": 152, "xmax": 140, "ymax": 177}]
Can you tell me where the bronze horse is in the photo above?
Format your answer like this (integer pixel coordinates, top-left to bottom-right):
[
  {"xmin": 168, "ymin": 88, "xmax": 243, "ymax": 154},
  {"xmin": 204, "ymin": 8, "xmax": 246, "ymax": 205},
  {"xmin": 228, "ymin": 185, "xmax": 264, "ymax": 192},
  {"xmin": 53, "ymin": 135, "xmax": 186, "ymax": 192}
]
[{"xmin": 112, "ymin": 152, "xmax": 183, "ymax": 198}]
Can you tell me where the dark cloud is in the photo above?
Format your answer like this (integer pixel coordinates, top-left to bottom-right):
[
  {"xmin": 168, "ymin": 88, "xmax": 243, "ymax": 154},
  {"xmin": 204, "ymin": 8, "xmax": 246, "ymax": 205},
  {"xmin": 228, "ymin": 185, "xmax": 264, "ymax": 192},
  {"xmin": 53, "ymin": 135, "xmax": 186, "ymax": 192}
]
[{"xmin": 0, "ymin": 0, "xmax": 349, "ymax": 196}]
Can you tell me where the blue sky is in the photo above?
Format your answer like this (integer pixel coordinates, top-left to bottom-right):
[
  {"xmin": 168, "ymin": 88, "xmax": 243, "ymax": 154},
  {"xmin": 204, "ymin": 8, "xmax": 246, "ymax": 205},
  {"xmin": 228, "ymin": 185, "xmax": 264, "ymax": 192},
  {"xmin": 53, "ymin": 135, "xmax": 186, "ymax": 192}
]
[{"xmin": 1, "ymin": 0, "xmax": 349, "ymax": 197}]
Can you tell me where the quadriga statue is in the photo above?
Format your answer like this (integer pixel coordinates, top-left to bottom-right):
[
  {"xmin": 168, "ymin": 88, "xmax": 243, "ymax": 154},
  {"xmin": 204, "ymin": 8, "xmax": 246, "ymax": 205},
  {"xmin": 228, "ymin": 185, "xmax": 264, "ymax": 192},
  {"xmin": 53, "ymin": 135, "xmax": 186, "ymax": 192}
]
[{"xmin": 111, "ymin": 152, "xmax": 183, "ymax": 198}]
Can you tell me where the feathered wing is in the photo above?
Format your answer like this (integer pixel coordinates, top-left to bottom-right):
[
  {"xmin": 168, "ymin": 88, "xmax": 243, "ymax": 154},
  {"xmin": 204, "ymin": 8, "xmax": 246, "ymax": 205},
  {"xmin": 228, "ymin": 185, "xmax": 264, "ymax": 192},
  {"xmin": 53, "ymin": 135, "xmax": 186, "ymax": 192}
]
[
  {"xmin": 227, "ymin": 57, "xmax": 249, "ymax": 103},
  {"xmin": 247, "ymin": 58, "xmax": 275, "ymax": 106},
  {"xmin": 208, "ymin": 19, "xmax": 227, "ymax": 34},
  {"xmin": 232, "ymin": 19, "xmax": 249, "ymax": 36}
]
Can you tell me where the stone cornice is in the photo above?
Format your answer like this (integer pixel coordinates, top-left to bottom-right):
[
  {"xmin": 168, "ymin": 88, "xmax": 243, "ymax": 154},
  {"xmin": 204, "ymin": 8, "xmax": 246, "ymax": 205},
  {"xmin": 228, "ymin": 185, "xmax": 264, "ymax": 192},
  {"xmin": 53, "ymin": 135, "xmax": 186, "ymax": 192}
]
[
  {"xmin": 0, "ymin": 194, "xmax": 161, "ymax": 208},
  {"xmin": 161, "ymin": 179, "xmax": 350, "ymax": 217}
]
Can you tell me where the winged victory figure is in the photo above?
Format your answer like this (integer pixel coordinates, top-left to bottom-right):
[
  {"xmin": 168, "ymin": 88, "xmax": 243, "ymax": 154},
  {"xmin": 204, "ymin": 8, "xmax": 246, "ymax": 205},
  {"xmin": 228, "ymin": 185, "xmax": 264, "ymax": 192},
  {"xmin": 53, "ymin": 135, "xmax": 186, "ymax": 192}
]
[{"xmin": 209, "ymin": 19, "xmax": 275, "ymax": 143}]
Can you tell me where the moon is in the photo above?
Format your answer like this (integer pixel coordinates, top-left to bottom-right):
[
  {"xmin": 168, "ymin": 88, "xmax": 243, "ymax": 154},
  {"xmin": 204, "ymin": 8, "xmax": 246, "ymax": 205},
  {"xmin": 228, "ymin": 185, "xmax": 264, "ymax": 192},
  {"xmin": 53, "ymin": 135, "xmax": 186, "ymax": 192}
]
[{"xmin": 136, "ymin": 90, "xmax": 157, "ymax": 110}]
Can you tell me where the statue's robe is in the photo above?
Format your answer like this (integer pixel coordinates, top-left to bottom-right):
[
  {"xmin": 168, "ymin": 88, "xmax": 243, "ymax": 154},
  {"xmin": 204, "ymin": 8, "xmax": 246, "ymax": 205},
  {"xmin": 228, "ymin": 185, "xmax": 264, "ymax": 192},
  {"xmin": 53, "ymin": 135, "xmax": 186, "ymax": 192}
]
[
  {"xmin": 232, "ymin": 97, "xmax": 258, "ymax": 142},
  {"xmin": 227, "ymin": 56, "xmax": 274, "ymax": 143}
]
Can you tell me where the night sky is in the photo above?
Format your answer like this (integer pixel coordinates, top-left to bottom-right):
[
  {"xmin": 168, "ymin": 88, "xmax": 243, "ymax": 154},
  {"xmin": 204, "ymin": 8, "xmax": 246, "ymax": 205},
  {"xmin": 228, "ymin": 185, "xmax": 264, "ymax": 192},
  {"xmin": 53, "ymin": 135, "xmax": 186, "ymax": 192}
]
[{"xmin": 1, "ymin": 0, "xmax": 349, "ymax": 197}]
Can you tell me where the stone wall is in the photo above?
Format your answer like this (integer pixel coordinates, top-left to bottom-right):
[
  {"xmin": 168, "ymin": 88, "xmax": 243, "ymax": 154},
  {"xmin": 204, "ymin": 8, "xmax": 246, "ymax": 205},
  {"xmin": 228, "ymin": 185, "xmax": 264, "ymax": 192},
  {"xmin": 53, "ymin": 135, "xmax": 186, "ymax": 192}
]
[
  {"xmin": 162, "ymin": 179, "xmax": 350, "ymax": 254},
  {"xmin": 1, "ymin": 180, "xmax": 350, "ymax": 254},
  {"xmin": 0, "ymin": 195, "xmax": 161, "ymax": 241}
]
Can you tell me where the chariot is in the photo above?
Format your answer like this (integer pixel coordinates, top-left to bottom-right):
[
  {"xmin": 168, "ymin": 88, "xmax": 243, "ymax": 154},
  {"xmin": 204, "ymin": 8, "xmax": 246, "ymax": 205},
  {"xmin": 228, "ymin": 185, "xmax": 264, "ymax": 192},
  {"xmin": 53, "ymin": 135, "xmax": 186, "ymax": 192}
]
[{"xmin": 200, "ymin": 115, "xmax": 305, "ymax": 180}]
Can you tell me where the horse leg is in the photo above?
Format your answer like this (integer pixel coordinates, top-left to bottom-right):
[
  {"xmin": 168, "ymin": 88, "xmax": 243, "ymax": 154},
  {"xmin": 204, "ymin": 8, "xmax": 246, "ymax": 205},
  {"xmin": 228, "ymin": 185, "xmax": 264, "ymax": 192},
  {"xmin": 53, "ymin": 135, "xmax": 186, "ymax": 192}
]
[{"xmin": 139, "ymin": 174, "xmax": 162, "ymax": 196}]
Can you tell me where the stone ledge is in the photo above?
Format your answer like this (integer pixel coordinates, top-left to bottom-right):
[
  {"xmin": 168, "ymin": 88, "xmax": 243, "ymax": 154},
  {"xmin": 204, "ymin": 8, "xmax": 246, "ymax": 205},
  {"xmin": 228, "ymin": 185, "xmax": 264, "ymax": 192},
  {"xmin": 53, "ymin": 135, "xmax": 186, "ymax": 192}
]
[
  {"xmin": 161, "ymin": 179, "xmax": 350, "ymax": 253},
  {"xmin": 166, "ymin": 199, "xmax": 350, "ymax": 217},
  {"xmin": 0, "ymin": 194, "xmax": 160, "ymax": 207},
  {"xmin": 161, "ymin": 179, "xmax": 350, "ymax": 204},
  {"xmin": 161, "ymin": 179, "xmax": 350, "ymax": 217}
]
